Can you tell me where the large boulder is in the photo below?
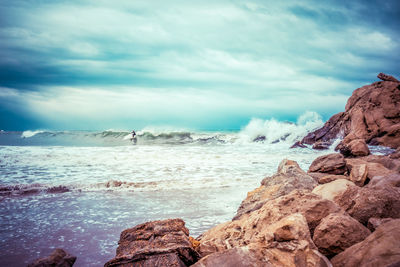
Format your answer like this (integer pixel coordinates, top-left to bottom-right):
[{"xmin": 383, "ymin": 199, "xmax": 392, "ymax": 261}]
[
  {"xmin": 337, "ymin": 139, "xmax": 370, "ymax": 157},
  {"xmin": 333, "ymin": 183, "xmax": 400, "ymax": 225},
  {"xmin": 313, "ymin": 213, "xmax": 371, "ymax": 257},
  {"xmin": 308, "ymin": 153, "xmax": 347, "ymax": 175},
  {"xmin": 28, "ymin": 249, "xmax": 76, "ymax": 267},
  {"xmin": 104, "ymin": 218, "xmax": 199, "ymax": 267},
  {"xmin": 331, "ymin": 219, "xmax": 400, "ymax": 267},
  {"xmin": 190, "ymin": 247, "xmax": 270, "ymax": 267},
  {"xmin": 196, "ymin": 213, "xmax": 331, "ymax": 267},
  {"xmin": 197, "ymin": 190, "xmax": 341, "ymax": 257},
  {"xmin": 294, "ymin": 74, "xmax": 400, "ymax": 149},
  {"xmin": 312, "ymin": 179, "xmax": 356, "ymax": 202},
  {"xmin": 233, "ymin": 159, "xmax": 317, "ymax": 220}
]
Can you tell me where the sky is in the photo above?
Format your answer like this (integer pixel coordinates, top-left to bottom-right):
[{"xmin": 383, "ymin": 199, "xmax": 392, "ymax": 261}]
[{"xmin": 0, "ymin": 0, "xmax": 399, "ymax": 131}]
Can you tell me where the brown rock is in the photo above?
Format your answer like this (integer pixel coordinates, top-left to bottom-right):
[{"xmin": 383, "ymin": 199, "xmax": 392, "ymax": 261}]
[
  {"xmin": 312, "ymin": 141, "xmax": 332, "ymax": 150},
  {"xmin": 331, "ymin": 219, "xmax": 400, "ymax": 267},
  {"xmin": 308, "ymin": 172, "xmax": 327, "ymax": 182},
  {"xmin": 365, "ymin": 162, "xmax": 395, "ymax": 179},
  {"xmin": 362, "ymin": 154, "xmax": 400, "ymax": 172},
  {"xmin": 290, "ymin": 141, "xmax": 307, "ymax": 148},
  {"xmin": 308, "ymin": 153, "xmax": 347, "ymax": 175},
  {"xmin": 318, "ymin": 174, "xmax": 349, "ymax": 184},
  {"xmin": 345, "ymin": 158, "xmax": 394, "ymax": 180},
  {"xmin": 367, "ymin": 217, "xmax": 394, "ymax": 232},
  {"xmin": 197, "ymin": 190, "xmax": 341, "ymax": 257},
  {"xmin": 338, "ymin": 139, "xmax": 370, "ymax": 157},
  {"xmin": 312, "ymin": 179, "xmax": 356, "ymax": 202},
  {"xmin": 294, "ymin": 75, "xmax": 400, "ymax": 149},
  {"xmin": 196, "ymin": 213, "xmax": 331, "ymax": 267},
  {"xmin": 313, "ymin": 213, "xmax": 371, "ymax": 257},
  {"xmin": 233, "ymin": 159, "xmax": 317, "ymax": 220},
  {"xmin": 28, "ymin": 248, "xmax": 76, "ymax": 267},
  {"xmin": 104, "ymin": 218, "xmax": 199, "ymax": 267},
  {"xmin": 190, "ymin": 247, "xmax": 270, "ymax": 267},
  {"xmin": 378, "ymin": 72, "xmax": 400, "ymax": 82},
  {"xmin": 333, "ymin": 184, "xmax": 400, "ymax": 225},
  {"xmin": 349, "ymin": 163, "xmax": 368, "ymax": 186},
  {"xmin": 389, "ymin": 147, "xmax": 400, "ymax": 159},
  {"xmin": 366, "ymin": 173, "xmax": 400, "ymax": 189}
]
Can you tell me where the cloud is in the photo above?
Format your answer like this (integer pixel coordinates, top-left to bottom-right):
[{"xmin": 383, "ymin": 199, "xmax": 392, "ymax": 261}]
[{"xmin": 0, "ymin": 0, "xmax": 399, "ymax": 130}]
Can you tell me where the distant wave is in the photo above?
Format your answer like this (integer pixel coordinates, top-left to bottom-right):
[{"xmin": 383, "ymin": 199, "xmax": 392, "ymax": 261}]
[
  {"xmin": 0, "ymin": 112, "xmax": 324, "ymax": 147},
  {"xmin": 21, "ymin": 130, "xmax": 45, "ymax": 138}
]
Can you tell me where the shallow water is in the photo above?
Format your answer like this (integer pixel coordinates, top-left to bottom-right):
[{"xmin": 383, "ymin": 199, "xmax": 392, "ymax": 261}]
[{"xmin": 0, "ymin": 142, "xmax": 332, "ymax": 266}]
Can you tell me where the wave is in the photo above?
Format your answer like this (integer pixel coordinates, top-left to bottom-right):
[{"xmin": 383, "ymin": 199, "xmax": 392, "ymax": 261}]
[
  {"xmin": 21, "ymin": 130, "xmax": 46, "ymax": 138},
  {"xmin": 237, "ymin": 111, "xmax": 324, "ymax": 145},
  {"xmin": 0, "ymin": 112, "xmax": 324, "ymax": 147},
  {"xmin": 0, "ymin": 179, "xmax": 207, "ymax": 197},
  {"xmin": 0, "ymin": 184, "xmax": 70, "ymax": 197}
]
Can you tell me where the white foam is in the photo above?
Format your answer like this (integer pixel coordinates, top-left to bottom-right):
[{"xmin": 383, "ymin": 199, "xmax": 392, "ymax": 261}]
[
  {"xmin": 21, "ymin": 130, "xmax": 45, "ymax": 138},
  {"xmin": 237, "ymin": 111, "xmax": 323, "ymax": 145}
]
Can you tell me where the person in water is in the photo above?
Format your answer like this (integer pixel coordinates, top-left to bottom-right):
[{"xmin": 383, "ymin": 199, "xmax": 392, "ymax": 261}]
[{"xmin": 130, "ymin": 130, "xmax": 137, "ymax": 144}]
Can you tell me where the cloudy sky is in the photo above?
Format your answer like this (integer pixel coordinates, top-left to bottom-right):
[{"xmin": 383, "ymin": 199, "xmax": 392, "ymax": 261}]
[{"xmin": 0, "ymin": 0, "xmax": 399, "ymax": 131}]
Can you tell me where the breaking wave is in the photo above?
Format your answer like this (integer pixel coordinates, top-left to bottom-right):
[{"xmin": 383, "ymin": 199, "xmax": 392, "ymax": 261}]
[{"xmin": 0, "ymin": 112, "xmax": 324, "ymax": 147}]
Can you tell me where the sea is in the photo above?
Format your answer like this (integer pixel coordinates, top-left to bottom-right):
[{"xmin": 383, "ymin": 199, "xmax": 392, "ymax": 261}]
[{"xmin": 1, "ymin": 112, "xmax": 387, "ymax": 266}]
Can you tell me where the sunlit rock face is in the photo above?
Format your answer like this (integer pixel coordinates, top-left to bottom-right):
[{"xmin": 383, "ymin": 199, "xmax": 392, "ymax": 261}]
[{"xmin": 295, "ymin": 73, "xmax": 400, "ymax": 150}]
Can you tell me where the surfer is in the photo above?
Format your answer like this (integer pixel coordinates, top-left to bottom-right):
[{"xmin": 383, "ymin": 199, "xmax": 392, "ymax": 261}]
[{"xmin": 130, "ymin": 130, "xmax": 137, "ymax": 144}]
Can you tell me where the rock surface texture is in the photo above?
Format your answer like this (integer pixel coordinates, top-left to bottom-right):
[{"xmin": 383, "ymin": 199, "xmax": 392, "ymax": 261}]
[
  {"xmin": 28, "ymin": 249, "xmax": 76, "ymax": 267},
  {"xmin": 313, "ymin": 213, "xmax": 371, "ymax": 257},
  {"xmin": 331, "ymin": 219, "xmax": 400, "ymax": 267},
  {"xmin": 233, "ymin": 159, "xmax": 317, "ymax": 220},
  {"xmin": 293, "ymin": 73, "xmax": 400, "ymax": 150},
  {"xmin": 104, "ymin": 219, "xmax": 199, "ymax": 267},
  {"xmin": 308, "ymin": 153, "xmax": 347, "ymax": 175}
]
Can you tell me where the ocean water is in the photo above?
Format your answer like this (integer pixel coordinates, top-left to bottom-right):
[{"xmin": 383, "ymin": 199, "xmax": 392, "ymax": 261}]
[{"xmin": 0, "ymin": 114, "xmax": 336, "ymax": 266}]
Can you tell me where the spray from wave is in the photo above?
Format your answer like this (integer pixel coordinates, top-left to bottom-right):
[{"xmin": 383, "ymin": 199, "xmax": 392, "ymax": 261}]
[{"xmin": 238, "ymin": 111, "xmax": 324, "ymax": 145}]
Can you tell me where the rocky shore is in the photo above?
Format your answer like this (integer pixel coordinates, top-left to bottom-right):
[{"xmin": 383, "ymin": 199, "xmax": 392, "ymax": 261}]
[{"xmin": 28, "ymin": 74, "xmax": 400, "ymax": 266}]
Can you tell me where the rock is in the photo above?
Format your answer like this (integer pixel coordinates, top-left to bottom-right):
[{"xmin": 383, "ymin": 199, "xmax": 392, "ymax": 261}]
[
  {"xmin": 362, "ymin": 154, "xmax": 400, "ymax": 172},
  {"xmin": 197, "ymin": 190, "xmax": 341, "ymax": 257},
  {"xmin": 313, "ymin": 213, "xmax": 371, "ymax": 257},
  {"xmin": 318, "ymin": 174, "xmax": 349, "ymax": 184},
  {"xmin": 378, "ymin": 72, "xmax": 400, "ymax": 82},
  {"xmin": 312, "ymin": 179, "xmax": 356, "ymax": 202},
  {"xmin": 366, "ymin": 173, "xmax": 400, "ymax": 189},
  {"xmin": 308, "ymin": 153, "xmax": 347, "ymax": 175},
  {"xmin": 197, "ymin": 213, "xmax": 332, "ymax": 267},
  {"xmin": 389, "ymin": 147, "xmax": 400, "ymax": 159},
  {"xmin": 349, "ymin": 163, "xmax": 368, "ymax": 186},
  {"xmin": 104, "ymin": 218, "xmax": 199, "ymax": 267},
  {"xmin": 233, "ymin": 159, "xmax": 317, "ymax": 220},
  {"xmin": 345, "ymin": 158, "xmax": 394, "ymax": 180},
  {"xmin": 331, "ymin": 219, "xmax": 400, "ymax": 267},
  {"xmin": 190, "ymin": 247, "xmax": 270, "ymax": 267},
  {"xmin": 367, "ymin": 217, "xmax": 394, "ymax": 232},
  {"xmin": 333, "ymin": 184, "xmax": 400, "ymax": 225},
  {"xmin": 290, "ymin": 141, "xmax": 307, "ymax": 148},
  {"xmin": 293, "ymin": 74, "xmax": 400, "ymax": 149},
  {"xmin": 312, "ymin": 141, "xmax": 331, "ymax": 150},
  {"xmin": 365, "ymin": 162, "xmax": 395, "ymax": 180},
  {"xmin": 308, "ymin": 172, "xmax": 327, "ymax": 182},
  {"xmin": 28, "ymin": 248, "xmax": 76, "ymax": 267},
  {"xmin": 338, "ymin": 139, "xmax": 370, "ymax": 157}
]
